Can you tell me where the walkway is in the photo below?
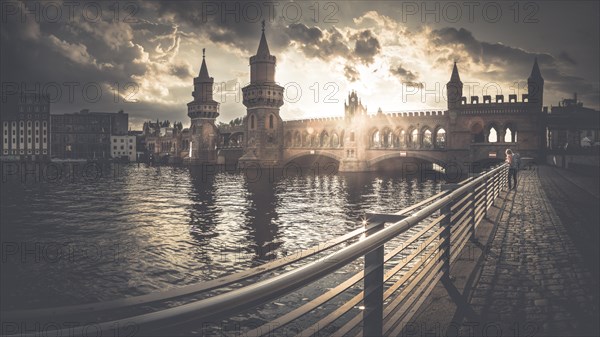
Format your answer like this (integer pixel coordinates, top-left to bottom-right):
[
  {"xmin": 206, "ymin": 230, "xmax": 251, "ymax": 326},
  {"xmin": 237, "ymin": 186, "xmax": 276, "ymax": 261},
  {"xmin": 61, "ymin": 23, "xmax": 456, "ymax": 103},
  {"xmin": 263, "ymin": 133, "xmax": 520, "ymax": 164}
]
[{"xmin": 411, "ymin": 167, "xmax": 599, "ymax": 336}]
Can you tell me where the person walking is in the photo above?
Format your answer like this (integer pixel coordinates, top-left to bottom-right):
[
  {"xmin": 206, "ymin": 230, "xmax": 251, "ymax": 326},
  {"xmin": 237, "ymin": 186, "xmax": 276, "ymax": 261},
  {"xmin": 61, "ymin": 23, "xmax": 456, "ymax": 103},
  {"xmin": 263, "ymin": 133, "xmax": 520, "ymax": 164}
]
[{"xmin": 505, "ymin": 149, "xmax": 518, "ymax": 189}]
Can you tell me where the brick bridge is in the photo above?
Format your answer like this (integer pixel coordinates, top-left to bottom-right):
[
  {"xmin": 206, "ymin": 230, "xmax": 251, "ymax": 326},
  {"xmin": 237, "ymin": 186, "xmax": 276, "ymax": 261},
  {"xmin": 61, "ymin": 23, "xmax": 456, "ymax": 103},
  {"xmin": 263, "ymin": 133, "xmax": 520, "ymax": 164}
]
[{"xmin": 189, "ymin": 26, "xmax": 545, "ymax": 173}]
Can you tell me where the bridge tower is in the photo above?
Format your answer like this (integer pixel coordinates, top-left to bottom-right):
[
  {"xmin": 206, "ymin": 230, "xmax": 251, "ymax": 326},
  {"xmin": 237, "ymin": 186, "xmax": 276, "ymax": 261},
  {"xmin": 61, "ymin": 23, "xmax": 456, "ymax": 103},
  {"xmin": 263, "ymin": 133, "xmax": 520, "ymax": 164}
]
[
  {"xmin": 185, "ymin": 48, "xmax": 219, "ymax": 165},
  {"xmin": 527, "ymin": 57, "xmax": 546, "ymax": 158},
  {"xmin": 339, "ymin": 91, "xmax": 370, "ymax": 172},
  {"xmin": 446, "ymin": 61, "xmax": 463, "ymax": 110},
  {"xmin": 528, "ymin": 57, "xmax": 544, "ymax": 110},
  {"xmin": 238, "ymin": 21, "xmax": 285, "ymax": 168}
]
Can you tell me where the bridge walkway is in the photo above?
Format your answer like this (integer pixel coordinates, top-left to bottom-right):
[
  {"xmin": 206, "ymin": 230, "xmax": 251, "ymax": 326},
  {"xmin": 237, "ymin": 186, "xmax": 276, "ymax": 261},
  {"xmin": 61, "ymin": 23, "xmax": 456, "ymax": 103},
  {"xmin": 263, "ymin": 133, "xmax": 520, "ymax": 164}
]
[{"xmin": 411, "ymin": 167, "xmax": 599, "ymax": 336}]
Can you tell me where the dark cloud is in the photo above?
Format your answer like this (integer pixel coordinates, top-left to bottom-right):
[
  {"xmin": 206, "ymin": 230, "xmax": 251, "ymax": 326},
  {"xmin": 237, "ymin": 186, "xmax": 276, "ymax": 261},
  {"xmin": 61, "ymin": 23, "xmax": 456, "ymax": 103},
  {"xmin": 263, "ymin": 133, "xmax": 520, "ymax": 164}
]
[
  {"xmin": 170, "ymin": 63, "xmax": 194, "ymax": 79},
  {"xmin": 558, "ymin": 51, "xmax": 577, "ymax": 66},
  {"xmin": 390, "ymin": 65, "xmax": 418, "ymax": 82},
  {"xmin": 285, "ymin": 24, "xmax": 349, "ymax": 61},
  {"xmin": 351, "ymin": 30, "xmax": 381, "ymax": 65}
]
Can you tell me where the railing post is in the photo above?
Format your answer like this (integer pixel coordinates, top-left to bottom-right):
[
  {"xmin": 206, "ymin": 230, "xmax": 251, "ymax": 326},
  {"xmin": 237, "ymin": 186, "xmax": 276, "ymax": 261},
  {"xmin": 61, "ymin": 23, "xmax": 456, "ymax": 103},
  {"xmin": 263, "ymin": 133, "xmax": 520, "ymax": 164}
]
[
  {"xmin": 469, "ymin": 183, "xmax": 476, "ymax": 238},
  {"xmin": 440, "ymin": 184, "xmax": 457, "ymax": 281},
  {"xmin": 363, "ymin": 220, "xmax": 384, "ymax": 337},
  {"xmin": 484, "ymin": 174, "xmax": 489, "ymax": 213}
]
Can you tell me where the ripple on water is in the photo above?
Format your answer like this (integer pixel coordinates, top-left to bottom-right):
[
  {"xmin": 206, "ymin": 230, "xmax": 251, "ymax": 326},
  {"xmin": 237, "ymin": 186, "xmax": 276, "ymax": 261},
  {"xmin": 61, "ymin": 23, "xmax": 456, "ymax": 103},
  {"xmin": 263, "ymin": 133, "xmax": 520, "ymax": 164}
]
[{"xmin": 1, "ymin": 165, "xmax": 442, "ymax": 310}]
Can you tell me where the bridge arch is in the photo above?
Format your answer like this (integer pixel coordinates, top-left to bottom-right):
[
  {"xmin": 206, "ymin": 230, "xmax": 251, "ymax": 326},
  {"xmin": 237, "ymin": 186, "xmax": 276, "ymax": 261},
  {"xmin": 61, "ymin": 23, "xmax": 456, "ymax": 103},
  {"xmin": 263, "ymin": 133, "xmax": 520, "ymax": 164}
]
[
  {"xmin": 283, "ymin": 150, "xmax": 343, "ymax": 167},
  {"xmin": 367, "ymin": 151, "xmax": 448, "ymax": 170}
]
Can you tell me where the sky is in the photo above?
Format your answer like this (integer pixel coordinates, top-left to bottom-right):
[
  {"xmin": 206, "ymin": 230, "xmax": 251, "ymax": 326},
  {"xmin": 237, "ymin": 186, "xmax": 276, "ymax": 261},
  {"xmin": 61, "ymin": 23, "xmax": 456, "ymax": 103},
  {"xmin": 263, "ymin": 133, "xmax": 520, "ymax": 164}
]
[{"xmin": 1, "ymin": 0, "xmax": 599, "ymax": 129}]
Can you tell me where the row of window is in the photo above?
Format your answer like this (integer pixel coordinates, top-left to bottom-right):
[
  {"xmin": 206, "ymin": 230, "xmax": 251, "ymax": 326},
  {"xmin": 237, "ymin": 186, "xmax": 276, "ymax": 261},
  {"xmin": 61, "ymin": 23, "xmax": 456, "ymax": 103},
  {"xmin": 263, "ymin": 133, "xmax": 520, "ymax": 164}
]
[
  {"xmin": 113, "ymin": 145, "xmax": 134, "ymax": 150},
  {"xmin": 4, "ymin": 121, "xmax": 48, "ymax": 128},
  {"xmin": 112, "ymin": 138, "xmax": 134, "ymax": 143},
  {"xmin": 18, "ymin": 105, "xmax": 48, "ymax": 112},
  {"xmin": 4, "ymin": 137, "xmax": 47, "ymax": 143},
  {"xmin": 2, "ymin": 149, "xmax": 47, "ymax": 155}
]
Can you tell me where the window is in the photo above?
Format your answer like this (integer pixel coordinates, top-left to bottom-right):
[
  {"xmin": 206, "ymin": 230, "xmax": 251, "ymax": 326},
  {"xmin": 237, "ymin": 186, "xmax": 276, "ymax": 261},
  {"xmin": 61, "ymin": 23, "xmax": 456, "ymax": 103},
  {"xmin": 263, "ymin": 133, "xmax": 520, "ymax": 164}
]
[
  {"xmin": 129, "ymin": 145, "xmax": 133, "ymax": 150},
  {"xmin": 120, "ymin": 145, "xmax": 124, "ymax": 150},
  {"xmin": 129, "ymin": 139, "xmax": 133, "ymax": 143},
  {"xmin": 121, "ymin": 139, "xmax": 124, "ymax": 143},
  {"xmin": 114, "ymin": 139, "xmax": 117, "ymax": 143},
  {"xmin": 43, "ymin": 138, "xmax": 46, "ymax": 143},
  {"xmin": 250, "ymin": 115, "xmax": 255, "ymax": 129},
  {"xmin": 269, "ymin": 115, "xmax": 274, "ymax": 129}
]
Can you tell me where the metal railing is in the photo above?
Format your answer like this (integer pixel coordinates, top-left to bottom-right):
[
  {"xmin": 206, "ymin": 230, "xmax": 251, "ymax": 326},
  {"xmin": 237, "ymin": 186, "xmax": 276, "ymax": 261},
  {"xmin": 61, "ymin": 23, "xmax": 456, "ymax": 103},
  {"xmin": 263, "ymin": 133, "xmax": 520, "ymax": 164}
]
[{"xmin": 2, "ymin": 164, "xmax": 509, "ymax": 336}]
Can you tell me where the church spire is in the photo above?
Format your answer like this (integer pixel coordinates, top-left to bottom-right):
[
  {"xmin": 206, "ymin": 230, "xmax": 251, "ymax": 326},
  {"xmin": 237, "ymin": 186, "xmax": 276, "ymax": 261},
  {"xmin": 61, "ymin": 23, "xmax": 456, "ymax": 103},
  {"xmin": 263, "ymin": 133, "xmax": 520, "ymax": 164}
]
[
  {"xmin": 256, "ymin": 20, "xmax": 271, "ymax": 56},
  {"xmin": 528, "ymin": 57, "xmax": 543, "ymax": 81},
  {"xmin": 199, "ymin": 48, "xmax": 209, "ymax": 79},
  {"xmin": 450, "ymin": 61, "xmax": 462, "ymax": 83}
]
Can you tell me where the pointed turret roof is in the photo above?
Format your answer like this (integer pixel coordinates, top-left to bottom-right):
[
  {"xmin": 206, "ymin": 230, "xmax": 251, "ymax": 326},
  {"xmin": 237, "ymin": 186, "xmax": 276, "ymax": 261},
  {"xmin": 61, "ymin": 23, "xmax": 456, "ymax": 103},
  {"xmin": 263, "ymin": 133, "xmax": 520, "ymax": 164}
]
[
  {"xmin": 256, "ymin": 20, "xmax": 271, "ymax": 56},
  {"xmin": 449, "ymin": 62, "xmax": 462, "ymax": 83},
  {"xmin": 528, "ymin": 57, "xmax": 543, "ymax": 81},
  {"xmin": 199, "ymin": 48, "xmax": 209, "ymax": 79}
]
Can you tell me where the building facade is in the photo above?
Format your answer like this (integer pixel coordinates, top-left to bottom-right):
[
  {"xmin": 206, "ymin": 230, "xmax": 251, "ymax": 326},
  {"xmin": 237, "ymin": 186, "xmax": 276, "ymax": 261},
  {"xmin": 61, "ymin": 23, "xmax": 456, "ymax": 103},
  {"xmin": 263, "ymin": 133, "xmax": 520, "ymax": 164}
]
[
  {"xmin": 110, "ymin": 135, "xmax": 137, "ymax": 162},
  {"xmin": 50, "ymin": 110, "xmax": 128, "ymax": 160},
  {"xmin": 1, "ymin": 93, "xmax": 50, "ymax": 161}
]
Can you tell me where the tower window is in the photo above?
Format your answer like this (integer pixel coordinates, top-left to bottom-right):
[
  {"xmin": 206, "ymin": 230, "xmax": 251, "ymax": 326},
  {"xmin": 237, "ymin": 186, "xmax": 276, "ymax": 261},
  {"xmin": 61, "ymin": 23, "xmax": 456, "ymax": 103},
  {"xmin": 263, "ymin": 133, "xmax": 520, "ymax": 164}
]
[
  {"xmin": 269, "ymin": 115, "xmax": 274, "ymax": 129},
  {"xmin": 250, "ymin": 115, "xmax": 255, "ymax": 129}
]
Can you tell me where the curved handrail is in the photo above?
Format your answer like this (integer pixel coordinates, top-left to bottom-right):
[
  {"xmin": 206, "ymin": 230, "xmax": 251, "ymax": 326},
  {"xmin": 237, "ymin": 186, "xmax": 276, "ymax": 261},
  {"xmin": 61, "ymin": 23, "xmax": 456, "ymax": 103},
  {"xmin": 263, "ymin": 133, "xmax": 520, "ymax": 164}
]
[{"xmin": 7, "ymin": 164, "xmax": 508, "ymax": 336}]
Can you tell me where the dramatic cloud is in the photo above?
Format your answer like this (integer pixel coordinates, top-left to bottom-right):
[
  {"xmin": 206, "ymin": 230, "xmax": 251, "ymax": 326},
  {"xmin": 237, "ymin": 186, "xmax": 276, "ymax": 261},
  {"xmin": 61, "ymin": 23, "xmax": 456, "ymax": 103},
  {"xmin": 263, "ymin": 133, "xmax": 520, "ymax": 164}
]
[
  {"xmin": 390, "ymin": 64, "xmax": 418, "ymax": 82},
  {"xmin": 1, "ymin": 0, "xmax": 597, "ymax": 126},
  {"xmin": 351, "ymin": 30, "xmax": 381, "ymax": 65}
]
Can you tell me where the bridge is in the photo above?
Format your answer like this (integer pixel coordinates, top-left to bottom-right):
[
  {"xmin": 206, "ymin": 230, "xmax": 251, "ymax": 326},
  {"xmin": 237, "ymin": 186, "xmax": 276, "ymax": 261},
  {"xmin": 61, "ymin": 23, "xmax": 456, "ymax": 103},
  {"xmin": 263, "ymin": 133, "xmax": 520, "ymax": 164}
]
[
  {"xmin": 218, "ymin": 92, "xmax": 543, "ymax": 173},
  {"xmin": 186, "ymin": 25, "xmax": 544, "ymax": 172}
]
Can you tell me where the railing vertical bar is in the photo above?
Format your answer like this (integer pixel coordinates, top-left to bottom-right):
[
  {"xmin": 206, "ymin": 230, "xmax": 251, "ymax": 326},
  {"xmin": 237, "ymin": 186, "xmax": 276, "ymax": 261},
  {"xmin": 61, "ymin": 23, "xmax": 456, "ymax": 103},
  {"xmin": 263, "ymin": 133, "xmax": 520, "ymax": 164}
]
[{"xmin": 363, "ymin": 222, "xmax": 384, "ymax": 337}]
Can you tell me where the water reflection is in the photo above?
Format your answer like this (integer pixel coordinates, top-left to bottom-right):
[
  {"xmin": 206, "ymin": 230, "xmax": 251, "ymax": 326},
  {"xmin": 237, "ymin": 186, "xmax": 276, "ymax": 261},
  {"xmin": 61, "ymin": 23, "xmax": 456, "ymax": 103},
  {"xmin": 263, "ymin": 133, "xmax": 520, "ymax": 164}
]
[{"xmin": 1, "ymin": 163, "xmax": 444, "ymax": 309}]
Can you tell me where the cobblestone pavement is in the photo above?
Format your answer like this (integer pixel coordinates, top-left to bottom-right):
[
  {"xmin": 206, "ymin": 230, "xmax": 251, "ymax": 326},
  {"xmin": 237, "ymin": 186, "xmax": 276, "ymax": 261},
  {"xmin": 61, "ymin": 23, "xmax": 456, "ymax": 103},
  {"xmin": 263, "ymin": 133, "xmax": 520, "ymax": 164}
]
[{"xmin": 461, "ymin": 168, "xmax": 599, "ymax": 336}]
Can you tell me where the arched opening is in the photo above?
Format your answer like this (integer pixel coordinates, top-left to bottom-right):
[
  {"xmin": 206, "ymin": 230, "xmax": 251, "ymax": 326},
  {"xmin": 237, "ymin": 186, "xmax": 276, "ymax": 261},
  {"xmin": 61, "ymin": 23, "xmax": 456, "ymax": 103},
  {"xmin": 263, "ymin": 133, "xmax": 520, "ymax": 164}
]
[
  {"xmin": 371, "ymin": 129, "xmax": 381, "ymax": 148},
  {"xmin": 410, "ymin": 129, "xmax": 418, "ymax": 148},
  {"xmin": 302, "ymin": 131, "xmax": 310, "ymax": 147},
  {"xmin": 320, "ymin": 130, "xmax": 329, "ymax": 147},
  {"xmin": 436, "ymin": 128, "xmax": 446, "ymax": 148},
  {"xmin": 488, "ymin": 126, "xmax": 498, "ymax": 143},
  {"xmin": 382, "ymin": 128, "xmax": 393, "ymax": 148},
  {"xmin": 503, "ymin": 124, "xmax": 516, "ymax": 143},
  {"xmin": 250, "ymin": 115, "xmax": 255, "ymax": 130},
  {"xmin": 294, "ymin": 131, "xmax": 301, "ymax": 147},
  {"xmin": 269, "ymin": 114, "xmax": 274, "ymax": 129},
  {"xmin": 285, "ymin": 132, "xmax": 292, "ymax": 147},
  {"xmin": 398, "ymin": 130, "xmax": 406, "ymax": 148},
  {"xmin": 339, "ymin": 130, "xmax": 345, "ymax": 147},
  {"xmin": 422, "ymin": 128, "xmax": 433, "ymax": 149},
  {"xmin": 471, "ymin": 122, "xmax": 484, "ymax": 143},
  {"xmin": 331, "ymin": 132, "xmax": 340, "ymax": 148},
  {"xmin": 309, "ymin": 134, "xmax": 316, "ymax": 147}
]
